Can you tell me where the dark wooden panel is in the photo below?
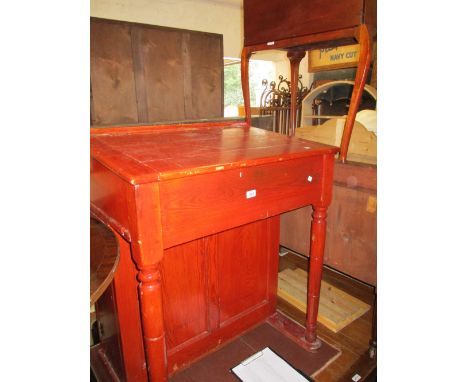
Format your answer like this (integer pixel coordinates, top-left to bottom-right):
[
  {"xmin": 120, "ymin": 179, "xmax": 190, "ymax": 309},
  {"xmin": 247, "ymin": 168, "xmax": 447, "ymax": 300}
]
[
  {"xmin": 133, "ymin": 27, "xmax": 186, "ymax": 122},
  {"xmin": 244, "ymin": 0, "xmax": 364, "ymax": 46},
  {"xmin": 162, "ymin": 238, "xmax": 210, "ymax": 350},
  {"xmin": 280, "ymin": 162, "xmax": 377, "ymax": 286},
  {"xmin": 187, "ymin": 32, "xmax": 223, "ymax": 119},
  {"xmin": 95, "ymin": 283, "xmax": 125, "ymax": 380},
  {"xmin": 364, "ymin": 0, "xmax": 377, "ymax": 37},
  {"xmin": 90, "ymin": 20, "xmax": 139, "ymax": 125},
  {"xmin": 91, "ymin": 18, "xmax": 224, "ymax": 126},
  {"xmin": 217, "ymin": 219, "xmax": 276, "ymax": 325},
  {"xmin": 324, "ymin": 185, "xmax": 376, "ymax": 286}
]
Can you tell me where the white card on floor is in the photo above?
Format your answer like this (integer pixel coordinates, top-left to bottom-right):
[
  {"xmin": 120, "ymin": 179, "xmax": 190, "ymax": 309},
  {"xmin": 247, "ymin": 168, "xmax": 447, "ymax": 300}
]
[{"xmin": 231, "ymin": 347, "xmax": 312, "ymax": 382}]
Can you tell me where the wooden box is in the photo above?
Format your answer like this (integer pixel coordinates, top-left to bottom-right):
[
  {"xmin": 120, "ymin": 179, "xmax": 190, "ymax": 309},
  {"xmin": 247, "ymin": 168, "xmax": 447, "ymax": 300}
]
[{"xmin": 243, "ymin": 0, "xmax": 376, "ymax": 47}]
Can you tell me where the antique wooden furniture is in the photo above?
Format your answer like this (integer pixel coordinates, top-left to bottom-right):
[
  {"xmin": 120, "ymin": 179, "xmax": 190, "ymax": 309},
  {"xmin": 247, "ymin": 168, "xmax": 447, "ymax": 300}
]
[
  {"xmin": 90, "ymin": 18, "xmax": 223, "ymax": 126},
  {"xmin": 90, "ymin": 120, "xmax": 338, "ymax": 381},
  {"xmin": 241, "ymin": 0, "xmax": 376, "ymax": 162},
  {"xmin": 90, "ymin": 217, "xmax": 120, "ymax": 305},
  {"xmin": 280, "ymin": 161, "xmax": 376, "ymax": 286}
]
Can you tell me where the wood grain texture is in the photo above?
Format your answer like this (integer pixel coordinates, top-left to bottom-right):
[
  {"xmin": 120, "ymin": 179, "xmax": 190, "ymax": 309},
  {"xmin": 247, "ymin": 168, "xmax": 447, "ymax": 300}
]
[
  {"xmin": 90, "ymin": 122, "xmax": 338, "ymax": 381},
  {"xmin": 244, "ymin": 0, "xmax": 364, "ymax": 46},
  {"xmin": 277, "ymin": 268, "xmax": 370, "ymax": 332},
  {"xmin": 90, "ymin": 123, "xmax": 337, "ymax": 185},
  {"xmin": 217, "ymin": 219, "xmax": 278, "ymax": 325},
  {"xmin": 164, "ymin": 218, "xmax": 280, "ymax": 375},
  {"xmin": 90, "ymin": 159, "xmax": 131, "ymax": 240},
  {"xmin": 339, "ymin": 25, "xmax": 372, "ymax": 162},
  {"xmin": 277, "ymin": 253, "xmax": 376, "ymax": 382},
  {"xmin": 241, "ymin": 1, "xmax": 376, "ymax": 163},
  {"xmin": 112, "ymin": 233, "xmax": 147, "ymax": 382},
  {"xmin": 187, "ymin": 32, "xmax": 224, "ymax": 119},
  {"xmin": 162, "ymin": 239, "xmax": 209, "ymax": 350},
  {"xmin": 287, "ymin": 49, "xmax": 306, "ymax": 137},
  {"xmin": 280, "ymin": 160, "xmax": 376, "ymax": 286},
  {"xmin": 134, "ymin": 27, "xmax": 185, "ymax": 122},
  {"xmin": 90, "ymin": 20, "xmax": 139, "ymax": 125},
  {"xmin": 158, "ymin": 155, "xmax": 325, "ymax": 248},
  {"xmin": 91, "ymin": 18, "xmax": 223, "ymax": 126}
]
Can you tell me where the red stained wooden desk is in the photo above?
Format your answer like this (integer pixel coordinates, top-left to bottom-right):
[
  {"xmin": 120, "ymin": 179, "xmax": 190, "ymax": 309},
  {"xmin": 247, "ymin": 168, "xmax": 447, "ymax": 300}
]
[{"xmin": 90, "ymin": 121, "xmax": 338, "ymax": 381}]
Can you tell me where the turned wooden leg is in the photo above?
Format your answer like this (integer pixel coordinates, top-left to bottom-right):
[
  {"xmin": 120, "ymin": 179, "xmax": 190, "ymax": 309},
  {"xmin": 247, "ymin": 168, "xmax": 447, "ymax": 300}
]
[
  {"xmin": 287, "ymin": 49, "xmax": 306, "ymax": 136},
  {"xmin": 339, "ymin": 24, "xmax": 372, "ymax": 162},
  {"xmin": 137, "ymin": 265, "xmax": 167, "ymax": 381},
  {"xmin": 369, "ymin": 286, "xmax": 377, "ymax": 359},
  {"xmin": 240, "ymin": 47, "xmax": 253, "ymax": 125},
  {"xmin": 305, "ymin": 206, "xmax": 328, "ymax": 350},
  {"xmin": 126, "ymin": 183, "xmax": 167, "ymax": 381}
]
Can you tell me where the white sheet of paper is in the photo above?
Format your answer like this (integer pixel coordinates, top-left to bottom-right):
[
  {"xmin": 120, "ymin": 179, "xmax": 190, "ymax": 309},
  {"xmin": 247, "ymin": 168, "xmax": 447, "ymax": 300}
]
[{"xmin": 231, "ymin": 347, "xmax": 310, "ymax": 382}]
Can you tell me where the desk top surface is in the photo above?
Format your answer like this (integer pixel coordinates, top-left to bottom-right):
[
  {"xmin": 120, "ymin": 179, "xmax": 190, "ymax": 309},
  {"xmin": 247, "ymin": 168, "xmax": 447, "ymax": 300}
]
[{"xmin": 91, "ymin": 121, "xmax": 338, "ymax": 184}]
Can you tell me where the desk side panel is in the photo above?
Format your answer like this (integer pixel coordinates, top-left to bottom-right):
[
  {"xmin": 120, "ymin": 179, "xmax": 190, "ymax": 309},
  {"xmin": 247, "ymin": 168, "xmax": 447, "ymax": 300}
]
[
  {"xmin": 90, "ymin": 158, "xmax": 131, "ymax": 238},
  {"xmin": 162, "ymin": 238, "xmax": 210, "ymax": 350}
]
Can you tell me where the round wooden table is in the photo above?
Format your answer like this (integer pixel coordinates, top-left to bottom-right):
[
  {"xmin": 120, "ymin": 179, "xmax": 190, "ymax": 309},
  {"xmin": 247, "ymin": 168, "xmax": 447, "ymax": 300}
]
[{"xmin": 90, "ymin": 217, "xmax": 120, "ymax": 305}]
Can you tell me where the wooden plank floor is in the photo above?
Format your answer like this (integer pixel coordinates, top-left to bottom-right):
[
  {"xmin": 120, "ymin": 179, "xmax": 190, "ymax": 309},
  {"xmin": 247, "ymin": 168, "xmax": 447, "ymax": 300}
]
[{"xmin": 278, "ymin": 252, "xmax": 377, "ymax": 382}]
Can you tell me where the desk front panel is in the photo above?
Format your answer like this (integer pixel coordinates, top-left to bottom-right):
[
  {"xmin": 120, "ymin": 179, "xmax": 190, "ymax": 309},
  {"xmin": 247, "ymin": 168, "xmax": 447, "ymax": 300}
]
[
  {"xmin": 159, "ymin": 155, "xmax": 326, "ymax": 249},
  {"xmin": 161, "ymin": 218, "xmax": 279, "ymax": 374}
]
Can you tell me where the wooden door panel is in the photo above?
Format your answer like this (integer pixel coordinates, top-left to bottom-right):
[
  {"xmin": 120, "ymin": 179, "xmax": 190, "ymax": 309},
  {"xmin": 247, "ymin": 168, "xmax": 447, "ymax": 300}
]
[
  {"xmin": 132, "ymin": 27, "xmax": 186, "ymax": 122},
  {"xmin": 90, "ymin": 21, "xmax": 139, "ymax": 125},
  {"xmin": 187, "ymin": 32, "xmax": 223, "ymax": 119},
  {"xmin": 162, "ymin": 238, "xmax": 209, "ymax": 350},
  {"xmin": 324, "ymin": 185, "xmax": 377, "ymax": 285},
  {"xmin": 216, "ymin": 219, "xmax": 273, "ymax": 325}
]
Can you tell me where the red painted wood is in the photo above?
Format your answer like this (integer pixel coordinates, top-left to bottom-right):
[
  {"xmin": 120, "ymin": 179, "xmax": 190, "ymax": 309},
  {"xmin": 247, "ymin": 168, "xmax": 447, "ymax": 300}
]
[
  {"xmin": 158, "ymin": 155, "xmax": 327, "ymax": 249},
  {"xmin": 112, "ymin": 234, "xmax": 147, "ymax": 381},
  {"xmin": 339, "ymin": 25, "xmax": 373, "ymax": 162},
  {"xmin": 217, "ymin": 219, "xmax": 277, "ymax": 325},
  {"xmin": 305, "ymin": 206, "xmax": 327, "ymax": 349},
  {"xmin": 126, "ymin": 183, "xmax": 167, "ymax": 382},
  {"xmin": 91, "ymin": 123, "xmax": 336, "ymax": 185},
  {"xmin": 241, "ymin": 0, "xmax": 376, "ymax": 162},
  {"xmin": 240, "ymin": 48, "xmax": 252, "ymax": 125},
  {"xmin": 90, "ymin": 159, "xmax": 131, "ymax": 240},
  {"xmin": 243, "ymin": 0, "xmax": 365, "ymax": 46},
  {"xmin": 164, "ymin": 218, "xmax": 279, "ymax": 375},
  {"xmin": 161, "ymin": 239, "xmax": 209, "ymax": 350},
  {"xmin": 90, "ymin": 121, "xmax": 338, "ymax": 381}
]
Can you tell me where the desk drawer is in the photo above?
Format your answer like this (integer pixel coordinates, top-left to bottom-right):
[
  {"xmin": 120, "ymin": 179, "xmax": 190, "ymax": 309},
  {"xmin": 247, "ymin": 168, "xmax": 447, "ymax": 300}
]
[{"xmin": 159, "ymin": 155, "xmax": 326, "ymax": 248}]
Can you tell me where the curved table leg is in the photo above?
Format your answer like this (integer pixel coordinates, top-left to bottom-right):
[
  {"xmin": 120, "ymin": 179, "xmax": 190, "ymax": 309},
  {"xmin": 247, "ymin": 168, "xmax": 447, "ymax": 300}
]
[
  {"xmin": 339, "ymin": 24, "xmax": 373, "ymax": 162},
  {"xmin": 287, "ymin": 49, "xmax": 306, "ymax": 136},
  {"xmin": 241, "ymin": 47, "xmax": 253, "ymax": 125}
]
